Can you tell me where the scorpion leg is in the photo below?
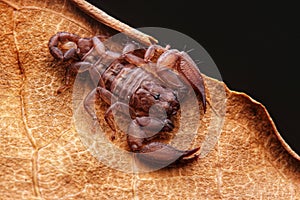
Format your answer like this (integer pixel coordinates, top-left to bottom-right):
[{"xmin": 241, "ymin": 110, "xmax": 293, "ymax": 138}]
[
  {"xmin": 88, "ymin": 64, "xmax": 106, "ymax": 87},
  {"xmin": 123, "ymin": 52, "xmax": 145, "ymax": 65},
  {"xmin": 144, "ymin": 44, "xmax": 170, "ymax": 62},
  {"xmin": 84, "ymin": 87, "xmax": 103, "ymax": 121},
  {"xmin": 104, "ymin": 102, "xmax": 135, "ymax": 140},
  {"xmin": 123, "ymin": 52, "xmax": 159, "ymax": 77},
  {"xmin": 57, "ymin": 65, "xmax": 73, "ymax": 94},
  {"xmin": 122, "ymin": 43, "xmax": 137, "ymax": 54},
  {"xmin": 84, "ymin": 87, "xmax": 117, "ymax": 120},
  {"xmin": 83, "ymin": 86, "xmax": 117, "ymax": 133},
  {"xmin": 92, "ymin": 37, "xmax": 121, "ymax": 61},
  {"xmin": 84, "ymin": 86, "xmax": 135, "ymax": 140},
  {"xmin": 57, "ymin": 61, "xmax": 93, "ymax": 94}
]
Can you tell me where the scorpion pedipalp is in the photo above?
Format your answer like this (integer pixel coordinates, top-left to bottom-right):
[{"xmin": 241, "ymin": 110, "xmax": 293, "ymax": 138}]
[
  {"xmin": 150, "ymin": 47, "xmax": 206, "ymax": 111},
  {"xmin": 136, "ymin": 142, "xmax": 200, "ymax": 167}
]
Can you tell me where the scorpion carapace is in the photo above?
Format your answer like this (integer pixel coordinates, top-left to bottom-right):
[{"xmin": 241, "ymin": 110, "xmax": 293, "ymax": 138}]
[{"xmin": 48, "ymin": 32, "xmax": 206, "ymax": 168}]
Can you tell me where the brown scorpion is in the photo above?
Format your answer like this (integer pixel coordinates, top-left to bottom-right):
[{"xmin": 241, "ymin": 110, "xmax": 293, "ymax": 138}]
[{"xmin": 48, "ymin": 32, "xmax": 206, "ymax": 167}]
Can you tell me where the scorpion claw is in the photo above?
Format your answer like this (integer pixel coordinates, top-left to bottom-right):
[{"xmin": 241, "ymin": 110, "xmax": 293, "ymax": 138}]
[
  {"xmin": 178, "ymin": 51, "xmax": 206, "ymax": 111},
  {"xmin": 145, "ymin": 45, "xmax": 206, "ymax": 112},
  {"xmin": 156, "ymin": 49, "xmax": 206, "ymax": 111},
  {"xmin": 136, "ymin": 142, "xmax": 200, "ymax": 167}
]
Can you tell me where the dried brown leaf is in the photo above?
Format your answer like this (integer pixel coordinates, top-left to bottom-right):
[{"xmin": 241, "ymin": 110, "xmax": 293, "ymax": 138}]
[{"xmin": 0, "ymin": 0, "xmax": 299, "ymax": 199}]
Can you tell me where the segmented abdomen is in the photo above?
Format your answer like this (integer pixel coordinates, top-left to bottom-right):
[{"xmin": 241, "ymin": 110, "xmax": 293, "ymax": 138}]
[{"xmin": 102, "ymin": 60, "xmax": 151, "ymax": 98}]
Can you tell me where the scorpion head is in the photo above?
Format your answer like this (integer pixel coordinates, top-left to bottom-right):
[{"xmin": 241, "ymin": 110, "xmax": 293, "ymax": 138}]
[{"xmin": 136, "ymin": 81, "xmax": 180, "ymax": 118}]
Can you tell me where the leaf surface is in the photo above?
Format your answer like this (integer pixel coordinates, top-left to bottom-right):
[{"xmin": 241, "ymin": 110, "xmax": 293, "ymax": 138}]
[{"xmin": 0, "ymin": 0, "xmax": 299, "ymax": 199}]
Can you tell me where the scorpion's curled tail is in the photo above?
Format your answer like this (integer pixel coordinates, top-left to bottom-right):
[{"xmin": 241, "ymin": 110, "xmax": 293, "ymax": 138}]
[
  {"xmin": 48, "ymin": 32, "xmax": 109, "ymax": 61},
  {"xmin": 48, "ymin": 32, "xmax": 81, "ymax": 60}
]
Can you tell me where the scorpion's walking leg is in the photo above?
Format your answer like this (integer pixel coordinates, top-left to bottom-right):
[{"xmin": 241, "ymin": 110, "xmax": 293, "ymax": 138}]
[
  {"xmin": 104, "ymin": 102, "xmax": 135, "ymax": 140},
  {"xmin": 84, "ymin": 87, "xmax": 116, "ymax": 130},
  {"xmin": 92, "ymin": 37, "xmax": 121, "ymax": 61},
  {"xmin": 57, "ymin": 61, "xmax": 94, "ymax": 93}
]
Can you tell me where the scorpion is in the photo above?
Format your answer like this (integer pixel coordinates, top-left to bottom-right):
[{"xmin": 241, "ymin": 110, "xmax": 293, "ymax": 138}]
[{"xmin": 48, "ymin": 32, "xmax": 207, "ymax": 167}]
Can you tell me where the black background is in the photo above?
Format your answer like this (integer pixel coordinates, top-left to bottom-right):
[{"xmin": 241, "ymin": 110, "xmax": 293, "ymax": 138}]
[{"xmin": 87, "ymin": 0, "xmax": 300, "ymax": 154}]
